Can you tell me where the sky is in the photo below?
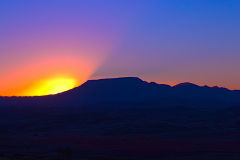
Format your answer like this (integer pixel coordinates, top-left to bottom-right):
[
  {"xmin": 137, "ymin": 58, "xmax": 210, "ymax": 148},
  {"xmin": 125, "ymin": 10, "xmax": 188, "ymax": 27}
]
[{"xmin": 0, "ymin": 0, "xmax": 240, "ymax": 96}]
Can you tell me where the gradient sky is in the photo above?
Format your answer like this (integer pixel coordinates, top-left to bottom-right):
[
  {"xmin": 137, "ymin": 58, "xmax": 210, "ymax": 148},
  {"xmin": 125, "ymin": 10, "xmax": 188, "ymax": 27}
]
[{"xmin": 0, "ymin": 0, "xmax": 240, "ymax": 96}]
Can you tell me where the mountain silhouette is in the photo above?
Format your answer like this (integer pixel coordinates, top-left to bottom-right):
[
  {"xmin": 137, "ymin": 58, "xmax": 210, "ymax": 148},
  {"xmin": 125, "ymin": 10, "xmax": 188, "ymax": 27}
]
[
  {"xmin": 1, "ymin": 77, "xmax": 240, "ymax": 108},
  {"xmin": 0, "ymin": 77, "xmax": 240, "ymax": 160}
]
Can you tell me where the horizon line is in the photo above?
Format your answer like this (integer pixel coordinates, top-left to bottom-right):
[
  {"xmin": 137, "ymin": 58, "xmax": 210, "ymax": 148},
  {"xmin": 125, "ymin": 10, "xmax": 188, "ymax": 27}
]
[{"xmin": 0, "ymin": 76, "xmax": 237, "ymax": 98}]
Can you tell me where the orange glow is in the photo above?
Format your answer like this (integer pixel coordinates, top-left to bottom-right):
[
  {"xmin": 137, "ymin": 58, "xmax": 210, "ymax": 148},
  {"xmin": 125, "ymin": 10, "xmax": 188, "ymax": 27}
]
[
  {"xmin": 0, "ymin": 27, "xmax": 119, "ymax": 97},
  {"xmin": 0, "ymin": 52, "xmax": 104, "ymax": 96},
  {"xmin": 20, "ymin": 76, "xmax": 77, "ymax": 96}
]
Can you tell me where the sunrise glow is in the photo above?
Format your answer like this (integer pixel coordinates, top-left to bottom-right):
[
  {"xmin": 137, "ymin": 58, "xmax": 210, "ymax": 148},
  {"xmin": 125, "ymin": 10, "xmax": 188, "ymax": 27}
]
[
  {"xmin": 20, "ymin": 76, "xmax": 77, "ymax": 96},
  {"xmin": 0, "ymin": 53, "xmax": 107, "ymax": 97}
]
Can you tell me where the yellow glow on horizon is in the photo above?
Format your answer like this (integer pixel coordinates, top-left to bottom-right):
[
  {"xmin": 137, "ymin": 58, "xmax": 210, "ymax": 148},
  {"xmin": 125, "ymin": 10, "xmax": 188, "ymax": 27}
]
[
  {"xmin": 21, "ymin": 76, "xmax": 77, "ymax": 96},
  {"xmin": 0, "ymin": 49, "xmax": 111, "ymax": 97}
]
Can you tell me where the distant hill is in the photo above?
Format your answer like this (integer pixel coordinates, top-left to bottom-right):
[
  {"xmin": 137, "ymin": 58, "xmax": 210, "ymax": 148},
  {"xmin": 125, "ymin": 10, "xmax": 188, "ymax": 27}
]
[
  {"xmin": 1, "ymin": 77, "xmax": 240, "ymax": 160},
  {"xmin": 1, "ymin": 77, "xmax": 240, "ymax": 108}
]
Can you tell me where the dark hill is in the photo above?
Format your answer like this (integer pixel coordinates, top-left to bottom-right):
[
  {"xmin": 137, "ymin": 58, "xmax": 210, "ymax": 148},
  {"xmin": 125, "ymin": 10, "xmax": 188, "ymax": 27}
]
[
  {"xmin": 53, "ymin": 77, "xmax": 240, "ymax": 107},
  {"xmin": 0, "ymin": 77, "xmax": 240, "ymax": 159},
  {"xmin": 1, "ymin": 77, "xmax": 240, "ymax": 108}
]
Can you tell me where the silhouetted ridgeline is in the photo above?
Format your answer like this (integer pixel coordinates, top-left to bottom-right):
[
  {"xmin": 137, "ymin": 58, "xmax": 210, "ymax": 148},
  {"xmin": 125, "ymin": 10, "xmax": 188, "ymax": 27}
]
[
  {"xmin": 1, "ymin": 77, "xmax": 240, "ymax": 107},
  {"xmin": 0, "ymin": 77, "xmax": 240, "ymax": 160}
]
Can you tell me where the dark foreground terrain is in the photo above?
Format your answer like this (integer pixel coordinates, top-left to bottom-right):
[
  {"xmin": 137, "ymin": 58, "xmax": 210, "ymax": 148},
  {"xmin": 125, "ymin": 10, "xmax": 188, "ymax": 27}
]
[
  {"xmin": 0, "ymin": 104, "xmax": 240, "ymax": 160},
  {"xmin": 0, "ymin": 77, "xmax": 240, "ymax": 159}
]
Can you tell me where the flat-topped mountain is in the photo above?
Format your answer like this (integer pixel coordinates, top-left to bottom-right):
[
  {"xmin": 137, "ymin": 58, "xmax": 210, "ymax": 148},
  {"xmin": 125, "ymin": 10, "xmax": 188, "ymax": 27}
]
[
  {"xmin": 0, "ymin": 77, "xmax": 240, "ymax": 160},
  {"xmin": 1, "ymin": 77, "xmax": 240, "ymax": 108}
]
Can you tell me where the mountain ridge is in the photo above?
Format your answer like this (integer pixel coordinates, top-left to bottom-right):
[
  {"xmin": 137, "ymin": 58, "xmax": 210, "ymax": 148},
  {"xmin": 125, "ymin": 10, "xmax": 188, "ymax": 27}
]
[
  {"xmin": 59, "ymin": 77, "xmax": 234, "ymax": 95},
  {"xmin": 0, "ymin": 77, "xmax": 236, "ymax": 98},
  {"xmin": 1, "ymin": 77, "xmax": 240, "ymax": 108}
]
